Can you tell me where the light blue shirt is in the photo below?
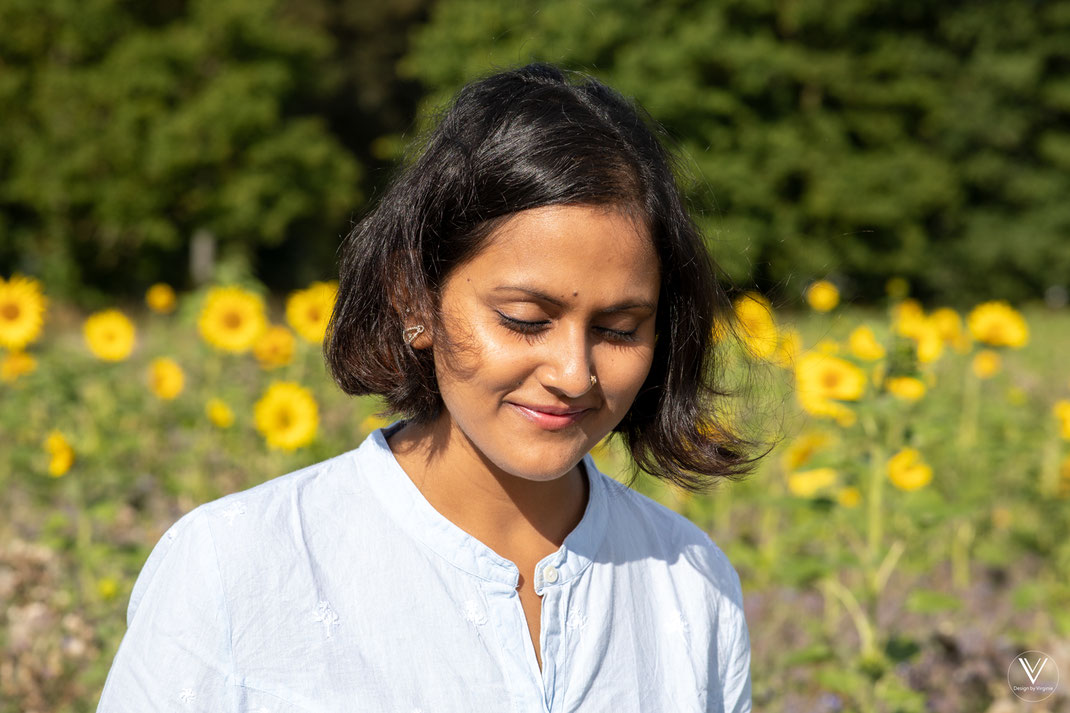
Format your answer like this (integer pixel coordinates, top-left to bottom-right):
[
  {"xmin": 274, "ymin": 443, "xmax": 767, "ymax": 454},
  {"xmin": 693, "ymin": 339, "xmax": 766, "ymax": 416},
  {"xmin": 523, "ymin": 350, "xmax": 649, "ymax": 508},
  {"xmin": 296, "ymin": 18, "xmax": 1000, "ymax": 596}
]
[{"xmin": 97, "ymin": 421, "xmax": 752, "ymax": 712}]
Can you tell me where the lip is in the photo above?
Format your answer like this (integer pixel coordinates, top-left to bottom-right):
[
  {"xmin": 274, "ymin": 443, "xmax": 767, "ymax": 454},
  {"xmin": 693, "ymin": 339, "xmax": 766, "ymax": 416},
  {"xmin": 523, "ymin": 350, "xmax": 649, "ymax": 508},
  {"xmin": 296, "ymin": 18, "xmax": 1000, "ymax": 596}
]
[{"xmin": 508, "ymin": 403, "xmax": 591, "ymax": 430}]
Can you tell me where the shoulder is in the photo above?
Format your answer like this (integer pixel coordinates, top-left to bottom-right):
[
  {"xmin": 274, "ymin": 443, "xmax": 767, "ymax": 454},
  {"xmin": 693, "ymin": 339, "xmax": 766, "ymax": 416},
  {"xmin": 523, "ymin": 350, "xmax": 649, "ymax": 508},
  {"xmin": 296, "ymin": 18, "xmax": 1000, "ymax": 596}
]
[
  {"xmin": 598, "ymin": 473, "xmax": 744, "ymax": 608},
  {"xmin": 197, "ymin": 448, "xmax": 360, "ymax": 525},
  {"xmin": 130, "ymin": 448, "xmax": 363, "ymax": 610}
]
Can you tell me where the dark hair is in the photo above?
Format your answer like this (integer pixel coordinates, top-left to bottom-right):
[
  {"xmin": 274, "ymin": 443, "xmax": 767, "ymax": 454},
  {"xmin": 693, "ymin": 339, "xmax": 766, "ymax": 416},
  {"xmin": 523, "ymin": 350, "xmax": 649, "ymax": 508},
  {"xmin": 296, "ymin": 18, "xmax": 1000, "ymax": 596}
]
[{"xmin": 326, "ymin": 62, "xmax": 766, "ymax": 493}]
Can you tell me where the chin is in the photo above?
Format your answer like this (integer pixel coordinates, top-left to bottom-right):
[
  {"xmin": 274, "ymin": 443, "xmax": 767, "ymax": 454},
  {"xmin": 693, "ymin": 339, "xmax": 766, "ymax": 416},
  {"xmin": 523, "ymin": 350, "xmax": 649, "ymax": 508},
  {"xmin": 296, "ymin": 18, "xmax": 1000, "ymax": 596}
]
[{"xmin": 493, "ymin": 451, "xmax": 580, "ymax": 482}]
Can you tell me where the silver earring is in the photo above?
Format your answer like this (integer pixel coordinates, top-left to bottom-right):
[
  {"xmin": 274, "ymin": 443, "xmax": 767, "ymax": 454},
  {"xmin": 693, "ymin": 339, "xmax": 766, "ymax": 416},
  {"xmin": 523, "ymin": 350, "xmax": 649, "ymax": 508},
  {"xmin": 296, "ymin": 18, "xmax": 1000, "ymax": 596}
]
[{"xmin": 403, "ymin": 325, "xmax": 425, "ymax": 345}]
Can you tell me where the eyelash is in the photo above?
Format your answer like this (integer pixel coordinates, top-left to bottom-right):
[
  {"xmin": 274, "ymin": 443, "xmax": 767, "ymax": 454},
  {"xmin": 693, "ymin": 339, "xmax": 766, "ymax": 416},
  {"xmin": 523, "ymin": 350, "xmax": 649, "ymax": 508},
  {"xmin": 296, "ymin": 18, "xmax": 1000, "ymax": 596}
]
[{"xmin": 496, "ymin": 313, "xmax": 640, "ymax": 344}]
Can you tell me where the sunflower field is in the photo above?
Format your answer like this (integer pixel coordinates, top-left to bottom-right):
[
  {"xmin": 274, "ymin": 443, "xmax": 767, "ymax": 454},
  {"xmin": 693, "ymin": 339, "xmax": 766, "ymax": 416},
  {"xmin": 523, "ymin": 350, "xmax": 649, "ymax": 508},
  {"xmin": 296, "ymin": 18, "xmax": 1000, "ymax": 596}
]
[{"xmin": 1, "ymin": 273, "xmax": 1069, "ymax": 712}]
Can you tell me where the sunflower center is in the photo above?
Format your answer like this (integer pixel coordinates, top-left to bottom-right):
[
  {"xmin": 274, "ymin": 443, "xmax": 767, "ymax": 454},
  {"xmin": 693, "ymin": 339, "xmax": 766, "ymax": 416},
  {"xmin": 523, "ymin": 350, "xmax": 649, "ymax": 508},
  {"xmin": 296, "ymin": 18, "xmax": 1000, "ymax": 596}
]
[
  {"xmin": 822, "ymin": 371, "xmax": 841, "ymax": 389},
  {"xmin": 223, "ymin": 311, "xmax": 243, "ymax": 330},
  {"xmin": 275, "ymin": 410, "xmax": 293, "ymax": 430},
  {"xmin": 1, "ymin": 302, "xmax": 19, "ymax": 321},
  {"xmin": 307, "ymin": 307, "xmax": 320, "ymax": 322}
]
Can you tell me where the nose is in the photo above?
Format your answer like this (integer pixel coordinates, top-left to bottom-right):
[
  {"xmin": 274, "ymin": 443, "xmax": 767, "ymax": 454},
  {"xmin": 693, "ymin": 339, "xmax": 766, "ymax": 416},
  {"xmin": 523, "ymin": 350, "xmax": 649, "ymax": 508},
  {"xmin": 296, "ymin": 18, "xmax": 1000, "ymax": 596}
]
[{"xmin": 537, "ymin": 322, "xmax": 596, "ymax": 398}]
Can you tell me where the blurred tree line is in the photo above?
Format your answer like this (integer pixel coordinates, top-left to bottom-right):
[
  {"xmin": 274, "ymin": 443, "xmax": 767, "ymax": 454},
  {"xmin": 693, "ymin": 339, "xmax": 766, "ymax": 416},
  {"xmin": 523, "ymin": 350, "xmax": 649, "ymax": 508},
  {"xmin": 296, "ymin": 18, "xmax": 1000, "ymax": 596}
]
[{"xmin": 1, "ymin": 0, "xmax": 1068, "ymax": 306}]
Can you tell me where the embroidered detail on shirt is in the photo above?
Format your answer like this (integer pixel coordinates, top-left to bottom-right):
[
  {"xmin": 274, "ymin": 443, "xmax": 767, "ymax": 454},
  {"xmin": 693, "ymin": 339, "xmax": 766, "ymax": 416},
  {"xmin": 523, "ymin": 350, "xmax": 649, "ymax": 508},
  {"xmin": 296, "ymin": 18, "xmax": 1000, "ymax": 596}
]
[
  {"xmin": 220, "ymin": 501, "xmax": 246, "ymax": 524},
  {"xmin": 178, "ymin": 688, "xmax": 197, "ymax": 704},
  {"xmin": 566, "ymin": 611, "xmax": 589, "ymax": 631},
  {"xmin": 461, "ymin": 599, "xmax": 487, "ymax": 626},
  {"xmin": 666, "ymin": 610, "xmax": 689, "ymax": 634},
  {"xmin": 313, "ymin": 600, "xmax": 340, "ymax": 638}
]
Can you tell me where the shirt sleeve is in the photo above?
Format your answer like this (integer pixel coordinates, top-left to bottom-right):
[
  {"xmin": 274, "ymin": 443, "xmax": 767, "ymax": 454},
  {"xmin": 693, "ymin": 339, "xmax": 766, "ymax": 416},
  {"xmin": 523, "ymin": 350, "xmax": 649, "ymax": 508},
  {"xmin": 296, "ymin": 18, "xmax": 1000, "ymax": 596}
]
[
  {"xmin": 96, "ymin": 506, "xmax": 238, "ymax": 712},
  {"xmin": 716, "ymin": 556, "xmax": 753, "ymax": 713}
]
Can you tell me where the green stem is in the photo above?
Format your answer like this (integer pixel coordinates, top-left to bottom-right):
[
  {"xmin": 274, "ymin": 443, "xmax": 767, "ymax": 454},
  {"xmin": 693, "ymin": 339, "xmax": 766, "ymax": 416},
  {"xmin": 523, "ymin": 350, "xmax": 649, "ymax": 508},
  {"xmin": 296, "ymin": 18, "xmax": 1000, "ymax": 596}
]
[
  {"xmin": 1039, "ymin": 417, "xmax": 1061, "ymax": 496},
  {"xmin": 957, "ymin": 366, "xmax": 981, "ymax": 452},
  {"xmin": 863, "ymin": 414, "xmax": 885, "ymax": 573},
  {"xmin": 757, "ymin": 500, "xmax": 779, "ymax": 590},
  {"xmin": 821, "ymin": 575, "xmax": 878, "ymax": 659},
  {"xmin": 951, "ymin": 521, "xmax": 974, "ymax": 590},
  {"xmin": 874, "ymin": 539, "xmax": 905, "ymax": 594}
]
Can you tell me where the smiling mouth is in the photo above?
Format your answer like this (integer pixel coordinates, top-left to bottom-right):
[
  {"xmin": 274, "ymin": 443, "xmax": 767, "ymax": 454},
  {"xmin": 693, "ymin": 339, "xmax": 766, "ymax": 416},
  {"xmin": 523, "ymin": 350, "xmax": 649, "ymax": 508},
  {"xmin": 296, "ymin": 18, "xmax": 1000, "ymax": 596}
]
[{"xmin": 508, "ymin": 403, "xmax": 590, "ymax": 430}]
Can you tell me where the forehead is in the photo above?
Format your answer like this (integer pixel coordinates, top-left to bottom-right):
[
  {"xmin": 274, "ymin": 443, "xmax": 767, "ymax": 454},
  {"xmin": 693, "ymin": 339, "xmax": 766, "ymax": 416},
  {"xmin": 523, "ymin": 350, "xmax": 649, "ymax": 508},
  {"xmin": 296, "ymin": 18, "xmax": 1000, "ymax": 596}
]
[{"xmin": 453, "ymin": 204, "xmax": 659, "ymax": 289}]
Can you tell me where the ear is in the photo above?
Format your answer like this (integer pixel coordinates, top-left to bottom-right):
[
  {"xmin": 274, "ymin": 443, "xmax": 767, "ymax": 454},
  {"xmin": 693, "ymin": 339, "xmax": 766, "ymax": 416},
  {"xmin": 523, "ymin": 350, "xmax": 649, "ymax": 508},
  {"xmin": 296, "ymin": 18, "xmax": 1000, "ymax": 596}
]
[
  {"xmin": 401, "ymin": 311, "xmax": 433, "ymax": 350},
  {"xmin": 386, "ymin": 252, "xmax": 434, "ymax": 350}
]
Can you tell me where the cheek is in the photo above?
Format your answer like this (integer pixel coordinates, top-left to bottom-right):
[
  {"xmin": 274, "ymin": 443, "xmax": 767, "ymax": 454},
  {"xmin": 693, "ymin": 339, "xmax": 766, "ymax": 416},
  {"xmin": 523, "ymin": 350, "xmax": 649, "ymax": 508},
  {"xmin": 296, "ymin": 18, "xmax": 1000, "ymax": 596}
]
[
  {"xmin": 434, "ymin": 314, "xmax": 529, "ymax": 390},
  {"xmin": 595, "ymin": 345, "xmax": 656, "ymax": 404}
]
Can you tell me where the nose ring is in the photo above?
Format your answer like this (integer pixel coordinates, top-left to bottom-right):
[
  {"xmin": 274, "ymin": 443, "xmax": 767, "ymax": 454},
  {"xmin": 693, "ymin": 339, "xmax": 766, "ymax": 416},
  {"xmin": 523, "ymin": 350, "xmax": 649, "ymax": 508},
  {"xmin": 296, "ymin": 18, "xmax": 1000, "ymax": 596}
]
[{"xmin": 590, "ymin": 374, "xmax": 598, "ymax": 387}]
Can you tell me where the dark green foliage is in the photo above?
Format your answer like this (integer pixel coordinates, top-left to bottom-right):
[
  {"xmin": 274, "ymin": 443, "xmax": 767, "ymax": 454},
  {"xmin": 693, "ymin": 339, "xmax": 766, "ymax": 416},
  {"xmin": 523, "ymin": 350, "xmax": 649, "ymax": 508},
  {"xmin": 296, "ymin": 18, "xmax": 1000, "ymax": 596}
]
[
  {"xmin": 400, "ymin": 0, "xmax": 1070, "ymax": 306},
  {"xmin": 0, "ymin": 0, "xmax": 363, "ymax": 301},
  {"xmin": 1, "ymin": 0, "xmax": 1067, "ymax": 305}
]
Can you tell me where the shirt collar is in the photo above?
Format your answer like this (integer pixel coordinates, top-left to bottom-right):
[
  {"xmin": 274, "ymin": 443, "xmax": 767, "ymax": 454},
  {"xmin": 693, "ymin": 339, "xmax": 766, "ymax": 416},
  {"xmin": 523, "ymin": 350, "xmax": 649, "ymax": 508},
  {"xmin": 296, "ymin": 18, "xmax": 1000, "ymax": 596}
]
[{"xmin": 354, "ymin": 420, "xmax": 609, "ymax": 590}]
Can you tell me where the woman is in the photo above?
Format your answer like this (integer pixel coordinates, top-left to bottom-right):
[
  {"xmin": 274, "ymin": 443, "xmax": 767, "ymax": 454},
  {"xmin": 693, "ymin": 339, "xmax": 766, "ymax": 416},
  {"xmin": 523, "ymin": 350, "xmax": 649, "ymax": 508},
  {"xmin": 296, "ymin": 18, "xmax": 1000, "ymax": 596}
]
[{"xmin": 97, "ymin": 63, "xmax": 760, "ymax": 712}]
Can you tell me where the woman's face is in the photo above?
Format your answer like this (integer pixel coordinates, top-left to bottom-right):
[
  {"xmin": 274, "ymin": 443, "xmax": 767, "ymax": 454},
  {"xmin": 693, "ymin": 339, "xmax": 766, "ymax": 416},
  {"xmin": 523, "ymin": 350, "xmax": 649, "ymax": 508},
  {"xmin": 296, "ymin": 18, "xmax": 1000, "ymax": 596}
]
[{"xmin": 428, "ymin": 203, "xmax": 660, "ymax": 482}]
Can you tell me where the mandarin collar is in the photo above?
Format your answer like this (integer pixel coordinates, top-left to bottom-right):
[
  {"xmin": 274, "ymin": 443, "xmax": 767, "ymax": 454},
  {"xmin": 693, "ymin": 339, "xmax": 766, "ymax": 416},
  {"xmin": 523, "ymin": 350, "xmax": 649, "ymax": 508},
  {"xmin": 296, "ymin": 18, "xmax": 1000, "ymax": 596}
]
[{"xmin": 354, "ymin": 421, "xmax": 609, "ymax": 590}]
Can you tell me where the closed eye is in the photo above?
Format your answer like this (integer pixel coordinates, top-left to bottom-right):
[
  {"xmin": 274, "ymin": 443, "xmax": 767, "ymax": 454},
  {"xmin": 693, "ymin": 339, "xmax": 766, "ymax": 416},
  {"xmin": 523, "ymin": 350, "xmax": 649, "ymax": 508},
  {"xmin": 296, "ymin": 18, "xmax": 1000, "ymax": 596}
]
[{"xmin": 496, "ymin": 313, "xmax": 639, "ymax": 343}]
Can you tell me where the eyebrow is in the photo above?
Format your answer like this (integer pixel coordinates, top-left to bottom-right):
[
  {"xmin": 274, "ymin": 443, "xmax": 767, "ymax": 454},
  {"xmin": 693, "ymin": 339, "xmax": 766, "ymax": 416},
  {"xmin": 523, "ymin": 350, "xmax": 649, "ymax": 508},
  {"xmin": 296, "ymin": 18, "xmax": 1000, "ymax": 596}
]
[{"xmin": 491, "ymin": 285, "xmax": 657, "ymax": 314}]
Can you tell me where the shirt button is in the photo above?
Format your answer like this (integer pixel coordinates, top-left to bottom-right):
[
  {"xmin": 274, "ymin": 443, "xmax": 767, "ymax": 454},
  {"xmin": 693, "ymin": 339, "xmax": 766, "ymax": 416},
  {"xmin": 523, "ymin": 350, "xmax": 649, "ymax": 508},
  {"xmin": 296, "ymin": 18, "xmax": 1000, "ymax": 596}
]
[{"xmin": 543, "ymin": 565, "xmax": 559, "ymax": 584}]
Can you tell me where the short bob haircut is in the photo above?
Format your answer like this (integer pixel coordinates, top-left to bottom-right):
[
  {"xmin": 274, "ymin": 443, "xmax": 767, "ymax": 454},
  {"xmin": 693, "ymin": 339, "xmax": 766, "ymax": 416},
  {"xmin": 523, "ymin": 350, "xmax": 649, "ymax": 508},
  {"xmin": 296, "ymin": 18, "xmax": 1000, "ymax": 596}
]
[{"xmin": 326, "ymin": 62, "xmax": 765, "ymax": 494}]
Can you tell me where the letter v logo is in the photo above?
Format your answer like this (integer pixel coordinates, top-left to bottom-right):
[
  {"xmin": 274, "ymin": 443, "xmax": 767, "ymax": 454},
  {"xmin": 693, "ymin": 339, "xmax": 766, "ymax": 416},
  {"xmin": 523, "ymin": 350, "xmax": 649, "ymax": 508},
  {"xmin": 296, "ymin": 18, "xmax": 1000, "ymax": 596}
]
[{"xmin": 1018, "ymin": 655, "xmax": 1048, "ymax": 684}]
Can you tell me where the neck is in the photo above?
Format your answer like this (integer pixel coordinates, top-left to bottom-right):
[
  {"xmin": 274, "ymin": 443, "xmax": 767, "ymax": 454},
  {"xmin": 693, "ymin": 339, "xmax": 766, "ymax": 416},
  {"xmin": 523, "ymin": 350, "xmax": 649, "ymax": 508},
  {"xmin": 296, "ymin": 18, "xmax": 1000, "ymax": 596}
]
[{"xmin": 385, "ymin": 416, "xmax": 589, "ymax": 556}]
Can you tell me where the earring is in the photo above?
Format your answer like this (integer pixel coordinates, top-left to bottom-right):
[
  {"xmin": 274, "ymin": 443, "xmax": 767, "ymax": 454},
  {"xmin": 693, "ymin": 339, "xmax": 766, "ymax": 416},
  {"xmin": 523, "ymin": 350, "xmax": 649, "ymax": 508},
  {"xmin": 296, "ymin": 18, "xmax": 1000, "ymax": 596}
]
[{"xmin": 403, "ymin": 325, "xmax": 425, "ymax": 345}]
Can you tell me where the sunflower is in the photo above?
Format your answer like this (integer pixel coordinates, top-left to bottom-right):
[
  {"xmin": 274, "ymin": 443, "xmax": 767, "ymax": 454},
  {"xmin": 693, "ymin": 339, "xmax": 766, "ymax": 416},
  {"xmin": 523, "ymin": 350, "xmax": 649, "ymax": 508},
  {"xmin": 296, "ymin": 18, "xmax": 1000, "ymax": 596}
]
[
  {"xmin": 84, "ymin": 309, "xmax": 137, "ymax": 361},
  {"xmin": 911, "ymin": 319, "xmax": 945, "ymax": 364},
  {"xmin": 254, "ymin": 381, "xmax": 319, "ymax": 451},
  {"xmin": 837, "ymin": 486, "xmax": 862, "ymax": 508},
  {"xmin": 145, "ymin": 283, "xmax": 177, "ymax": 314},
  {"xmin": 967, "ymin": 301, "xmax": 1028, "ymax": 348},
  {"xmin": 253, "ymin": 325, "xmax": 296, "ymax": 369},
  {"xmin": 795, "ymin": 352, "xmax": 867, "ymax": 403},
  {"xmin": 805, "ymin": 280, "xmax": 839, "ymax": 312},
  {"xmin": 197, "ymin": 286, "xmax": 267, "ymax": 353},
  {"xmin": 206, "ymin": 398, "xmax": 235, "ymax": 428},
  {"xmin": 887, "ymin": 447, "xmax": 933, "ymax": 492},
  {"xmin": 885, "ymin": 376, "xmax": 926, "ymax": 402},
  {"xmin": 148, "ymin": 357, "xmax": 184, "ymax": 400},
  {"xmin": 1053, "ymin": 400, "xmax": 1070, "ymax": 440},
  {"xmin": 801, "ymin": 395, "xmax": 858, "ymax": 428},
  {"xmin": 892, "ymin": 299, "xmax": 926, "ymax": 339},
  {"xmin": 44, "ymin": 430, "xmax": 75, "ymax": 477},
  {"xmin": 787, "ymin": 467, "xmax": 838, "ymax": 498},
  {"xmin": 286, "ymin": 281, "xmax": 338, "ymax": 344},
  {"xmin": 1, "ymin": 350, "xmax": 37, "ymax": 383},
  {"xmin": 971, "ymin": 349, "xmax": 1001, "ymax": 379},
  {"xmin": 780, "ymin": 431, "xmax": 832, "ymax": 472},
  {"xmin": 0, "ymin": 274, "xmax": 48, "ymax": 350},
  {"xmin": 930, "ymin": 307, "xmax": 970, "ymax": 352},
  {"xmin": 848, "ymin": 325, "xmax": 885, "ymax": 361},
  {"xmin": 795, "ymin": 352, "xmax": 866, "ymax": 426},
  {"xmin": 732, "ymin": 292, "xmax": 778, "ymax": 360}
]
